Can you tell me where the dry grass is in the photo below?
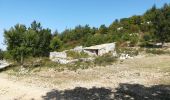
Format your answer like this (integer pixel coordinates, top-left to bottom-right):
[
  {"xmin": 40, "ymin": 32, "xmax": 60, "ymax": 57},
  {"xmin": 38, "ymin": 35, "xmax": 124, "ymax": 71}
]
[
  {"xmin": 0, "ymin": 54, "xmax": 170, "ymax": 99},
  {"xmin": 4, "ymin": 54, "xmax": 170, "ymax": 88}
]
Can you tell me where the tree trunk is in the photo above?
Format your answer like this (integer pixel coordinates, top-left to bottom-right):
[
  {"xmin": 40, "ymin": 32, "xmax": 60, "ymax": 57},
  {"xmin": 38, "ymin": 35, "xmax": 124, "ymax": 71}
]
[
  {"xmin": 20, "ymin": 51, "xmax": 24, "ymax": 68},
  {"xmin": 161, "ymin": 41, "xmax": 164, "ymax": 48}
]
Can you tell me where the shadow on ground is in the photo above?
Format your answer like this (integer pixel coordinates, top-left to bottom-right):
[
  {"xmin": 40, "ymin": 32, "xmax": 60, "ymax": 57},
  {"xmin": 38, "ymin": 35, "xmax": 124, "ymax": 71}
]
[
  {"xmin": 114, "ymin": 83, "xmax": 170, "ymax": 100},
  {"xmin": 42, "ymin": 84, "xmax": 170, "ymax": 100},
  {"xmin": 42, "ymin": 87, "xmax": 113, "ymax": 100}
]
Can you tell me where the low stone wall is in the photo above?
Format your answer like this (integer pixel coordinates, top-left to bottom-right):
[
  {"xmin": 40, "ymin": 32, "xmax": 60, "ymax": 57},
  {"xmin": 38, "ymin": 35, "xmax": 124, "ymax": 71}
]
[
  {"xmin": 50, "ymin": 52, "xmax": 68, "ymax": 64},
  {"xmin": 0, "ymin": 60, "xmax": 10, "ymax": 69},
  {"xmin": 49, "ymin": 51, "xmax": 95, "ymax": 64}
]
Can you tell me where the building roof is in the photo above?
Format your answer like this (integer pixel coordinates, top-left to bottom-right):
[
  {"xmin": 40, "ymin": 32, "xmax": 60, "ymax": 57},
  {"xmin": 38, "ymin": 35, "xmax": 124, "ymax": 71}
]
[{"xmin": 84, "ymin": 42, "xmax": 116, "ymax": 50}]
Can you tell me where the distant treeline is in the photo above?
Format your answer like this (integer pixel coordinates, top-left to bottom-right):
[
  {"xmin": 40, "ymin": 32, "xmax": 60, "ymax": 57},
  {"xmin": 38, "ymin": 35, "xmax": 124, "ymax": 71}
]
[
  {"xmin": 58, "ymin": 3, "xmax": 170, "ymax": 49},
  {"xmin": 1, "ymin": 3, "xmax": 170, "ymax": 64}
]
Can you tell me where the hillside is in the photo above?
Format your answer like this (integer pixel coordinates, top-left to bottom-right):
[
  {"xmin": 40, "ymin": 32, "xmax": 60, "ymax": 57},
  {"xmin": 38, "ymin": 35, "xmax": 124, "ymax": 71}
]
[
  {"xmin": 0, "ymin": 3, "xmax": 170, "ymax": 100},
  {"xmin": 0, "ymin": 55, "xmax": 170, "ymax": 99}
]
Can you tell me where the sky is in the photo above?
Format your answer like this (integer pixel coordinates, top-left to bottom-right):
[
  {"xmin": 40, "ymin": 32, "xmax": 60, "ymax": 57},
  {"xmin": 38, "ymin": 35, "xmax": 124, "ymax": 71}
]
[{"xmin": 0, "ymin": 0, "xmax": 170, "ymax": 50}]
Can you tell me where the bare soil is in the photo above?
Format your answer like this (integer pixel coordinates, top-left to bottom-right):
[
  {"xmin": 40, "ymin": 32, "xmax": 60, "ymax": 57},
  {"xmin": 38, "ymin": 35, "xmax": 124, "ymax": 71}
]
[{"xmin": 0, "ymin": 55, "xmax": 170, "ymax": 100}]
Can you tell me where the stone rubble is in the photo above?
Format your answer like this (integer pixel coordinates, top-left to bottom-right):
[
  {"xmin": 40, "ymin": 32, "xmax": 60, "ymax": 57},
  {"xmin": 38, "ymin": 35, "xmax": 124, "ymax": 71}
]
[{"xmin": 120, "ymin": 54, "xmax": 133, "ymax": 60}]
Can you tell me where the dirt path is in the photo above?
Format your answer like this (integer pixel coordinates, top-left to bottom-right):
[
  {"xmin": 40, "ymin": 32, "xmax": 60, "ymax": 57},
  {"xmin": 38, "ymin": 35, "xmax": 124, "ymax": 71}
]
[
  {"xmin": 0, "ymin": 75, "xmax": 50, "ymax": 100},
  {"xmin": 0, "ymin": 55, "xmax": 170, "ymax": 100}
]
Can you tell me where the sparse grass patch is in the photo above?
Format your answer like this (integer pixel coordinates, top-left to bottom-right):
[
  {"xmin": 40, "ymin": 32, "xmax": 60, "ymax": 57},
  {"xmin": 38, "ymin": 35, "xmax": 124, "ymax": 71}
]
[
  {"xmin": 116, "ymin": 47, "xmax": 139, "ymax": 56},
  {"xmin": 146, "ymin": 49, "xmax": 170, "ymax": 55},
  {"xmin": 94, "ymin": 53, "xmax": 117, "ymax": 66},
  {"xmin": 5, "ymin": 57, "xmax": 95, "ymax": 73},
  {"xmin": 4, "ymin": 50, "xmax": 119, "ymax": 73},
  {"xmin": 66, "ymin": 51, "xmax": 89, "ymax": 59},
  {"xmin": 66, "ymin": 60, "xmax": 94, "ymax": 71}
]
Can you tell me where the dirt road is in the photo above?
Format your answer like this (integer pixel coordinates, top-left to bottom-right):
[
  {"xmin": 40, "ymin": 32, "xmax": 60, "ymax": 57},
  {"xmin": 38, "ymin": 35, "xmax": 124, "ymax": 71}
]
[
  {"xmin": 0, "ymin": 74, "xmax": 50, "ymax": 100},
  {"xmin": 0, "ymin": 55, "xmax": 170, "ymax": 100}
]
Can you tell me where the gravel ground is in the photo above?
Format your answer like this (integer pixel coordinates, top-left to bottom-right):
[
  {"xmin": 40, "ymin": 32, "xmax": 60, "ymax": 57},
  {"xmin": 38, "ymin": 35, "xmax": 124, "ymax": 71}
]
[{"xmin": 0, "ymin": 55, "xmax": 170, "ymax": 100}]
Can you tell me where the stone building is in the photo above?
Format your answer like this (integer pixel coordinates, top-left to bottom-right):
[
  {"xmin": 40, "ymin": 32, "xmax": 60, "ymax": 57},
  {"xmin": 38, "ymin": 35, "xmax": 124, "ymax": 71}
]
[
  {"xmin": 49, "ymin": 42, "xmax": 116, "ymax": 64},
  {"xmin": 83, "ymin": 42, "xmax": 116, "ymax": 56}
]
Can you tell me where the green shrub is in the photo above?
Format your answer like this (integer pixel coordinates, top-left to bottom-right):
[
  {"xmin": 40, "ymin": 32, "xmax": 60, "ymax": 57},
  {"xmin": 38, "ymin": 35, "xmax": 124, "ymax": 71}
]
[
  {"xmin": 1, "ymin": 51, "xmax": 12, "ymax": 60},
  {"xmin": 66, "ymin": 60, "xmax": 93, "ymax": 71},
  {"xmin": 94, "ymin": 53, "xmax": 117, "ymax": 66},
  {"xmin": 0, "ymin": 49, "xmax": 4, "ymax": 60},
  {"xmin": 50, "ymin": 36, "xmax": 62, "ymax": 51},
  {"xmin": 146, "ymin": 49, "xmax": 169, "ymax": 55},
  {"xmin": 129, "ymin": 33, "xmax": 139, "ymax": 47},
  {"xmin": 116, "ymin": 48, "xmax": 139, "ymax": 56},
  {"xmin": 66, "ymin": 50, "xmax": 89, "ymax": 59}
]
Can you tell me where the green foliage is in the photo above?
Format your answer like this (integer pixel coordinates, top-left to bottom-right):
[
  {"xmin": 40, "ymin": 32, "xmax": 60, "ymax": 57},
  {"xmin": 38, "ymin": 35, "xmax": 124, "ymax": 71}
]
[
  {"xmin": 65, "ymin": 61, "xmax": 93, "ymax": 71},
  {"xmin": 3, "ymin": 3, "xmax": 170, "ymax": 68},
  {"xmin": 94, "ymin": 53, "xmax": 117, "ymax": 66},
  {"xmin": 4, "ymin": 24, "xmax": 28, "ymax": 64},
  {"xmin": 146, "ymin": 49, "xmax": 170, "ymax": 55},
  {"xmin": 83, "ymin": 34, "xmax": 104, "ymax": 47},
  {"xmin": 41, "ymin": 58, "xmax": 93, "ymax": 71},
  {"xmin": 22, "ymin": 58, "xmax": 59, "ymax": 71},
  {"xmin": 116, "ymin": 48, "xmax": 139, "ymax": 56},
  {"xmin": 3, "ymin": 51, "xmax": 12, "ymax": 60},
  {"xmin": 0, "ymin": 49, "xmax": 4, "ymax": 60},
  {"xmin": 97, "ymin": 24, "xmax": 108, "ymax": 34},
  {"xmin": 4, "ymin": 21, "xmax": 52, "ymax": 65},
  {"xmin": 129, "ymin": 33, "xmax": 139, "ymax": 47},
  {"xmin": 66, "ymin": 51, "xmax": 89, "ymax": 59},
  {"xmin": 22, "ymin": 3, "xmax": 170, "ymax": 50},
  {"xmin": 140, "ymin": 32, "xmax": 156, "ymax": 47},
  {"xmin": 144, "ymin": 4, "xmax": 170, "ymax": 44},
  {"xmin": 50, "ymin": 36, "xmax": 62, "ymax": 51}
]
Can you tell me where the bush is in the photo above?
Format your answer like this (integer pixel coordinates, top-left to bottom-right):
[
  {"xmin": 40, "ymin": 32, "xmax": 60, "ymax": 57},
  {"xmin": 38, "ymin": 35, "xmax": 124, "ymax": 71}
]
[
  {"xmin": 0, "ymin": 49, "xmax": 4, "ymax": 60},
  {"xmin": 50, "ymin": 36, "xmax": 62, "ymax": 51},
  {"xmin": 146, "ymin": 49, "xmax": 169, "ymax": 55},
  {"xmin": 94, "ymin": 53, "xmax": 117, "ymax": 66},
  {"xmin": 116, "ymin": 47, "xmax": 139, "ymax": 56},
  {"xmin": 0, "ymin": 51, "xmax": 14, "ymax": 62},
  {"xmin": 66, "ymin": 50, "xmax": 89, "ymax": 59},
  {"xmin": 66, "ymin": 60, "xmax": 94, "ymax": 71},
  {"xmin": 23, "ymin": 57, "xmax": 93, "ymax": 72},
  {"xmin": 129, "ymin": 33, "xmax": 139, "ymax": 47}
]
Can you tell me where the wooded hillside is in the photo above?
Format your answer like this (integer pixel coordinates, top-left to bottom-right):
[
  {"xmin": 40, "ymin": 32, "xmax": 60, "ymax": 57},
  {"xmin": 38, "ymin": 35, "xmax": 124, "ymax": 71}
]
[{"xmin": 2, "ymin": 3, "xmax": 170, "ymax": 63}]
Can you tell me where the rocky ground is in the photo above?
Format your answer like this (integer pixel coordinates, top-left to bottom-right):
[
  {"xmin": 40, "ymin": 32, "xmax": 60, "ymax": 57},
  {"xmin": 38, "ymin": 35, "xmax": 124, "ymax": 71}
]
[{"xmin": 0, "ymin": 55, "xmax": 170, "ymax": 100}]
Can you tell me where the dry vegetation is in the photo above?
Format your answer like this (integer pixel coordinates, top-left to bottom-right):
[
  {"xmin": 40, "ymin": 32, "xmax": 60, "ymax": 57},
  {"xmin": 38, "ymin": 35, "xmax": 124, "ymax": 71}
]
[{"xmin": 0, "ymin": 54, "xmax": 170, "ymax": 99}]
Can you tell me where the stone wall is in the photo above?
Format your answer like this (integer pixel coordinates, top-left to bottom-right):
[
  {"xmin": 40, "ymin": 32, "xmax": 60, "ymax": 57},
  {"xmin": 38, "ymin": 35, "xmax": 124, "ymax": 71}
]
[
  {"xmin": 49, "ymin": 43, "xmax": 116, "ymax": 64},
  {"xmin": 50, "ymin": 52, "xmax": 68, "ymax": 64},
  {"xmin": 0, "ymin": 60, "xmax": 10, "ymax": 69}
]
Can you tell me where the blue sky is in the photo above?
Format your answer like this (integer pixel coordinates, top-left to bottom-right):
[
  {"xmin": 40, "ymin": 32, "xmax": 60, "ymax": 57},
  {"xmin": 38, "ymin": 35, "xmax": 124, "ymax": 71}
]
[{"xmin": 0, "ymin": 0, "xmax": 170, "ymax": 50}]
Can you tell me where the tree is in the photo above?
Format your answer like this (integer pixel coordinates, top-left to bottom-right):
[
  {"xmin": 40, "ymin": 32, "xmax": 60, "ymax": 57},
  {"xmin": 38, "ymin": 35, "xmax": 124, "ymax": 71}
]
[
  {"xmin": 98, "ymin": 24, "xmax": 108, "ymax": 34},
  {"xmin": 4, "ymin": 24, "xmax": 28, "ymax": 65},
  {"xmin": 30, "ymin": 20, "xmax": 42, "ymax": 32},
  {"xmin": 143, "ymin": 4, "xmax": 170, "ymax": 45},
  {"xmin": 50, "ymin": 36, "xmax": 62, "ymax": 51},
  {"xmin": 130, "ymin": 15, "xmax": 142, "ymax": 25},
  {"xmin": 29, "ymin": 21, "xmax": 52, "ymax": 56},
  {"xmin": 0, "ymin": 49, "xmax": 4, "ymax": 60},
  {"xmin": 24, "ymin": 29, "xmax": 38, "ymax": 56},
  {"xmin": 152, "ymin": 8, "xmax": 170, "ymax": 44},
  {"xmin": 109, "ymin": 19, "xmax": 120, "ymax": 33},
  {"xmin": 4, "ymin": 21, "xmax": 52, "ymax": 66},
  {"xmin": 53, "ymin": 30, "xmax": 59, "ymax": 37},
  {"xmin": 144, "ymin": 5, "xmax": 157, "ymax": 21},
  {"xmin": 37, "ymin": 28, "xmax": 52, "ymax": 56}
]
